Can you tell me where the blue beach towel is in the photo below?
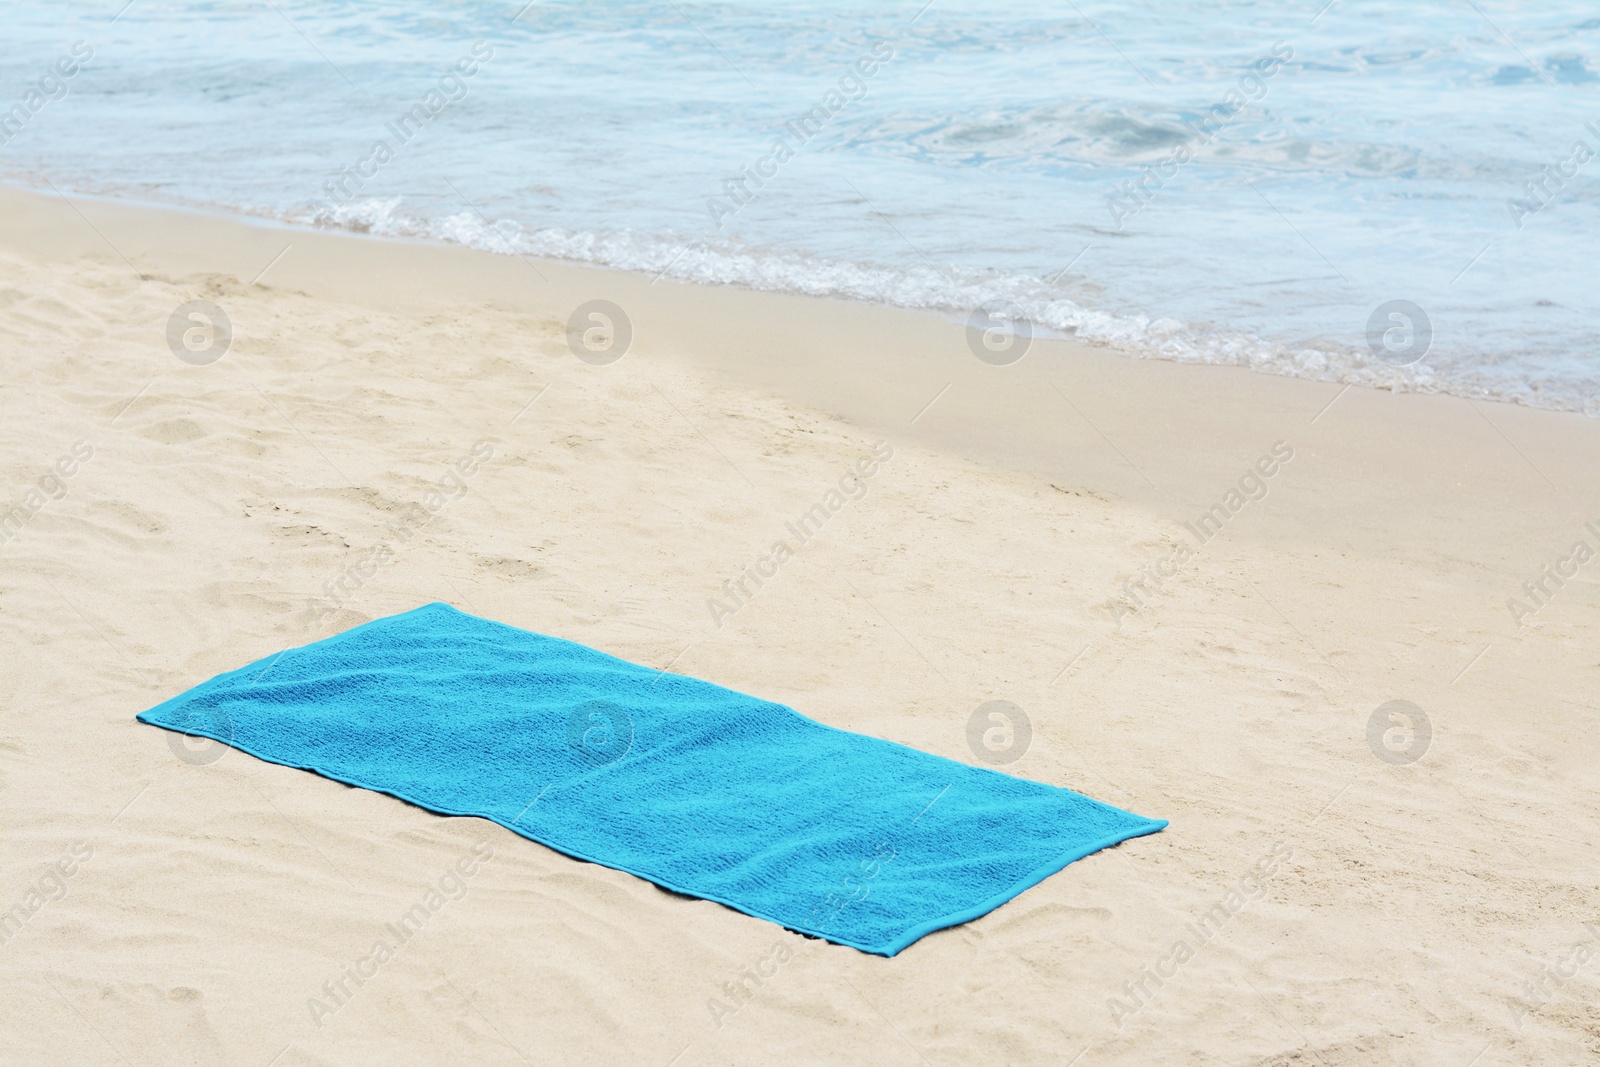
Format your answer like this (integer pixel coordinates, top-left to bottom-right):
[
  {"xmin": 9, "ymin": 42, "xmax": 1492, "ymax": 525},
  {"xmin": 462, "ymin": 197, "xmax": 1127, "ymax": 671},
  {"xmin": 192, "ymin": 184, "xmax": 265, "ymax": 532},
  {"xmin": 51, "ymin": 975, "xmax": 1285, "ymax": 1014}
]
[{"xmin": 138, "ymin": 603, "xmax": 1164, "ymax": 955}]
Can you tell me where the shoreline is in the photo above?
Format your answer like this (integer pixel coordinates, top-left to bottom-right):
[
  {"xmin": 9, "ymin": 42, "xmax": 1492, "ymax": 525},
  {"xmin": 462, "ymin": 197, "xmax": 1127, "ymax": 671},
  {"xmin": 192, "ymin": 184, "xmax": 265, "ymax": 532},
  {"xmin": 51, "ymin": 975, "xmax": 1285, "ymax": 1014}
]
[{"xmin": 5, "ymin": 180, "xmax": 1588, "ymax": 420}]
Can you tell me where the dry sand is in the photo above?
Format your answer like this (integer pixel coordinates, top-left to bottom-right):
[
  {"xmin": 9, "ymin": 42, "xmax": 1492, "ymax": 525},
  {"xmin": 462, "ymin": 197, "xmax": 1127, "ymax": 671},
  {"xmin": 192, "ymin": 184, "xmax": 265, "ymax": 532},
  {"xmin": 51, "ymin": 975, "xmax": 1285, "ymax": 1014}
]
[{"xmin": 1, "ymin": 185, "xmax": 1597, "ymax": 1066}]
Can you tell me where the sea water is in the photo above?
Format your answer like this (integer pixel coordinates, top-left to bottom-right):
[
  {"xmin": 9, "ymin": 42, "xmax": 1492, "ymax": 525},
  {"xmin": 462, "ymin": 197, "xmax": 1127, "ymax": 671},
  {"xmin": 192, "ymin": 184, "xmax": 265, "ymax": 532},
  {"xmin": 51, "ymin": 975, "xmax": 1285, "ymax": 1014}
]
[{"xmin": 2, "ymin": 1, "xmax": 1596, "ymax": 412}]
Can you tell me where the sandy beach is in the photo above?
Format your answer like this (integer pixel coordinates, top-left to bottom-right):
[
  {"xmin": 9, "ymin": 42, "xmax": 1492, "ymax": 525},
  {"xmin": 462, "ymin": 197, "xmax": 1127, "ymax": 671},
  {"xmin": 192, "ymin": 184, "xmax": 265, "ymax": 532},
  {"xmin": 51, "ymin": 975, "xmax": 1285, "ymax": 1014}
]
[{"xmin": 1, "ymin": 184, "xmax": 1597, "ymax": 1065}]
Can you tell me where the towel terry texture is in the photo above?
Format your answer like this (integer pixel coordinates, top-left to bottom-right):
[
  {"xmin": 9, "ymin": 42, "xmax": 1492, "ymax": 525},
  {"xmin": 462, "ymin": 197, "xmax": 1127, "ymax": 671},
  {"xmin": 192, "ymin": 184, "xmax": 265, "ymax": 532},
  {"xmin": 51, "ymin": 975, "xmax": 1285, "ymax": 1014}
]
[{"xmin": 137, "ymin": 603, "xmax": 1165, "ymax": 955}]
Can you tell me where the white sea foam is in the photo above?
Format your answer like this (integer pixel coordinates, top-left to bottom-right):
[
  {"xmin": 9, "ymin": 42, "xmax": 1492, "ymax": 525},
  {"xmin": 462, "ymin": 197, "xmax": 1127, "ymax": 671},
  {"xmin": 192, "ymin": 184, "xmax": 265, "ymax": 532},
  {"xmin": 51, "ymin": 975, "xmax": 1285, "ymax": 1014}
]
[{"xmin": 291, "ymin": 196, "xmax": 1596, "ymax": 415}]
